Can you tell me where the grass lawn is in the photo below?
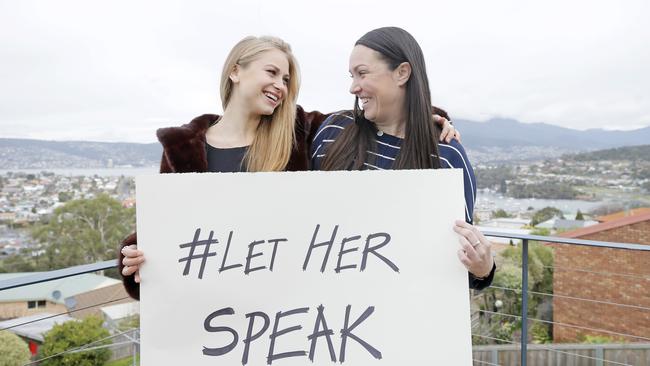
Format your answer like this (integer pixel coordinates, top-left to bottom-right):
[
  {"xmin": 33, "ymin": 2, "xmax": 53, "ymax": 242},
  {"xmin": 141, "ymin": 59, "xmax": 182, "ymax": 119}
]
[{"xmin": 105, "ymin": 355, "xmax": 139, "ymax": 366}]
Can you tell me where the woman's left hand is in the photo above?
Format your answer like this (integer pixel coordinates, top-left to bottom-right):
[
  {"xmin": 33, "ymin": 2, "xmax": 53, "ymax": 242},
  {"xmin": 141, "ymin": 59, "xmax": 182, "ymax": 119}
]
[{"xmin": 453, "ymin": 220, "xmax": 494, "ymax": 278}]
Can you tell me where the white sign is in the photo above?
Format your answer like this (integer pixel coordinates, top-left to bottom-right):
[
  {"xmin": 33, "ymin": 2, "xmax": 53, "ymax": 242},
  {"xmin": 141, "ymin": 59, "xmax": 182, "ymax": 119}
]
[{"xmin": 136, "ymin": 170, "xmax": 472, "ymax": 365}]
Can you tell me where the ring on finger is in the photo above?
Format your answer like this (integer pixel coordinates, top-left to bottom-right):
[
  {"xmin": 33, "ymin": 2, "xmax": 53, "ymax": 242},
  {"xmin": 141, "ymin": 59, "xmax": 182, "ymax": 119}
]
[{"xmin": 472, "ymin": 240, "xmax": 480, "ymax": 248}]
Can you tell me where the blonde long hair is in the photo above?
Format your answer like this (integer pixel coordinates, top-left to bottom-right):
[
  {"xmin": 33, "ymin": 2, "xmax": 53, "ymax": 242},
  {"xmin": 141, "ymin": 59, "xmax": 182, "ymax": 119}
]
[{"xmin": 220, "ymin": 36, "xmax": 300, "ymax": 172}]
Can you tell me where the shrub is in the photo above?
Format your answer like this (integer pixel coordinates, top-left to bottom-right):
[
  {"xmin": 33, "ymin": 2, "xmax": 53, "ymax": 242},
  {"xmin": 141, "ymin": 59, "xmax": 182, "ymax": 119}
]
[
  {"xmin": 39, "ymin": 316, "xmax": 110, "ymax": 366},
  {"xmin": 0, "ymin": 331, "xmax": 31, "ymax": 366}
]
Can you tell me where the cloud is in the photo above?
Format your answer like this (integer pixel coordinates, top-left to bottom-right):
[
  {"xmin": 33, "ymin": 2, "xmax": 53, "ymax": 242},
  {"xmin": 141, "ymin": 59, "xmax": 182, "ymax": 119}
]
[{"xmin": 0, "ymin": 0, "xmax": 648, "ymax": 142}]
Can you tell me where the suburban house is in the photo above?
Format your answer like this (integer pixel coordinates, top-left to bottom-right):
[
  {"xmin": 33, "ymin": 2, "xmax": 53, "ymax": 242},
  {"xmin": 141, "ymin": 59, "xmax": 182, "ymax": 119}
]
[
  {"xmin": 551, "ymin": 211, "xmax": 650, "ymax": 342},
  {"xmin": 0, "ymin": 272, "xmax": 120, "ymax": 320}
]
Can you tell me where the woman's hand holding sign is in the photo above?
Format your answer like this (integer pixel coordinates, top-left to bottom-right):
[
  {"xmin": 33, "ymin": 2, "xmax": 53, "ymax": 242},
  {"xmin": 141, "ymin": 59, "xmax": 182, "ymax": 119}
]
[
  {"xmin": 454, "ymin": 220, "xmax": 494, "ymax": 279},
  {"xmin": 121, "ymin": 245, "xmax": 145, "ymax": 283}
]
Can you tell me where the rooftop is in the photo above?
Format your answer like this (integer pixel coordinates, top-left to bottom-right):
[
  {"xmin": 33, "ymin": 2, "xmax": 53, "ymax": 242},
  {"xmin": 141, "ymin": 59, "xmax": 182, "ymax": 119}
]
[
  {"xmin": 0, "ymin": 312, "xmax": 75, "ymax": 342},
  {"xmin": 560, "ymin": 212, "xmax": 650, "ymax": 239},
  {"xmin": 0, "ymin": 272, "xmax": 119, "ymax": 304},
  {"xmin": 596, "ymin": 207, "xmax": 650, "ymax": 223}
]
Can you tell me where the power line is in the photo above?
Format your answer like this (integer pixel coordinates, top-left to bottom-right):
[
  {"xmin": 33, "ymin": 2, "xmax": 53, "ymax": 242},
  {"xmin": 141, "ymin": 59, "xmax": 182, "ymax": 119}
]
[
  {"xmin": 544, "ymin": 264, "xmax": 650, "ymax": 281},
  {"xmin": 487, "ymin": 285, "xmax": 650, "ymax": 312},
  {"xmin": 479, "ymin": 310, "xmax": 650, "ymax": 342}
]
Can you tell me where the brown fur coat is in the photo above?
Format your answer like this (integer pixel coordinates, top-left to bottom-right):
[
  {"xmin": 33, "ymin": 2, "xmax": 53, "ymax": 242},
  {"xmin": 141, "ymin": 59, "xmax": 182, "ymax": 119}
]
[{"xmin": 118, "ymin": 106, "xmax": 328, "ymax": 300}]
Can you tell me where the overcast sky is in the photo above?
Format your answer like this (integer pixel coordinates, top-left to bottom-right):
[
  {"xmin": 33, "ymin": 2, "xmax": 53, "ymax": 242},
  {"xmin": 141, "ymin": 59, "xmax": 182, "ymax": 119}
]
[{"xmin": 1, "ymin": 0, "xmax": 648, "ymax": 142}]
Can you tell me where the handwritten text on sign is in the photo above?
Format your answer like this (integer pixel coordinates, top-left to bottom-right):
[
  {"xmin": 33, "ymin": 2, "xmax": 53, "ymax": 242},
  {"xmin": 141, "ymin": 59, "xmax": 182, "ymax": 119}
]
[{"xmin": 136, "ymin": 170, "xmax": 473, "ymax": 365}]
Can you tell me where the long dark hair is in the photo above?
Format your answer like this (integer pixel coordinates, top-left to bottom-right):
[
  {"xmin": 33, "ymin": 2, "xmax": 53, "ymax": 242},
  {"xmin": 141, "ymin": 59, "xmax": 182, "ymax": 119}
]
[{"xmin": 322, "ymin": 27, "xmax": 441, "ymax": 170}]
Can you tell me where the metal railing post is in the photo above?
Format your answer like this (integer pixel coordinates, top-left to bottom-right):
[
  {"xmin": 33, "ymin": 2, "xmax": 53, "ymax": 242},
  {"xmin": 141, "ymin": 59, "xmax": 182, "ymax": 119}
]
[
  {"xmin": 521, "ymin": 239, "xmax": 529, "ymax": 366},
  {"xmin": 595, "ymin": 346, "xmax": 604, "ymax": 366},
  {"xmin": 132, "ymin": 329, "xmax": 137, "ymax": 366}
]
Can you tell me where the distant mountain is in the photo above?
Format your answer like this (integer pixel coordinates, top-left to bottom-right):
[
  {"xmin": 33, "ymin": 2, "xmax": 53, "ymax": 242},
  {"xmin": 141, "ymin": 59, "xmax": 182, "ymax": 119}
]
[
  {"xmin": 1, "ymin": 118, "xmax": 649, "ymax": 168},
  {"xmin": 454, "ymin": 118, "xmax": 650, "ymax": 150},
  {"xmin": 0, "ymin": 138, "xmax": 161, "ymax": 169}
]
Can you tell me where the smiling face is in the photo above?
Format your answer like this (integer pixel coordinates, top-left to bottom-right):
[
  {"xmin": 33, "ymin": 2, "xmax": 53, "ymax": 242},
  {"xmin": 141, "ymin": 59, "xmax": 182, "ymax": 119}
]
[
  {"xmin": 231, "ymin": 48, "xmax": 290, "ymax": 116},
  {"xmin": 348, "ymin": 45, "xmax": 406, "ymax": 124}
]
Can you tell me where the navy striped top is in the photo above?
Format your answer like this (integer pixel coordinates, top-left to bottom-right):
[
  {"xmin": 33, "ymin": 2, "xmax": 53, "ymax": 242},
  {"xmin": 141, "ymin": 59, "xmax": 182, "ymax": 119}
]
[{"xmin": 311, "ymin": 111, "xmax": 477, "ymax": 223}]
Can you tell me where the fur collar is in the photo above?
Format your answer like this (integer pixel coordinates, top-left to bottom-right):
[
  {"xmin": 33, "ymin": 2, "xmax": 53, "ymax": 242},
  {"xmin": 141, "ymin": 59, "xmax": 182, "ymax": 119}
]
[
  {"xmin": 156, "ymin": 114, "xmax": 216, "ymax": 173},
  {"xmin": 153, "ymin": 107, "xmax": 328, "ymax": 173}
]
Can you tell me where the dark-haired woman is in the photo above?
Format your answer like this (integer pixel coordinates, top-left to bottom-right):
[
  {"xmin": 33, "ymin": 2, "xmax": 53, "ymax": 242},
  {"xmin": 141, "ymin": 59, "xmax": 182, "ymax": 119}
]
[{"xmin": 311, "ymin": 27, "xmax": 495, "ymax": 289}]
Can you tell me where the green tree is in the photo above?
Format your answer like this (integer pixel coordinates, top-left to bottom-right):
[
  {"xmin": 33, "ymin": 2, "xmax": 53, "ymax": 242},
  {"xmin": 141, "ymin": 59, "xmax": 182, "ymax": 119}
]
[
  {"xmin": 0, "ymin": 254, "xmax": 36, "ymax": 273},
  {"xmin": 474, "ymin": 166, "xmax": 515, "ymax": 190},
  {"xmin": 0, "ymin": 331, "xmax": 32, "ymax": 366},
  {"xmin": 39, "ymin": 316, "xmax": 110, "ymax": 366},
  {"xmin": 531, "ymin": 322, "xmax": 552, "ymax": 344},
  {"xmin": 117, "ymin": 315, "xmax": 140, "ymax": 332},
  {"xmin": 575, "ymin": 209, "xmax": 584, "ymax": 220},
  {"xmin": 492, "ymin": 209, "xmax": 511, "ymax": 218},
  {"xmin": 530, "ymin": 206, "xmax": 564, "ymax": 226},
  {"xmin": 58, "ymin": 191, "xmax": 73, "ymax": 203},
  {"xmin": 30, "ymin": 194, "xmax": 135, "ymax": 272},
  {"xmin": 509, "ymin": 183, "xmax": 580, "ymax": 199}
]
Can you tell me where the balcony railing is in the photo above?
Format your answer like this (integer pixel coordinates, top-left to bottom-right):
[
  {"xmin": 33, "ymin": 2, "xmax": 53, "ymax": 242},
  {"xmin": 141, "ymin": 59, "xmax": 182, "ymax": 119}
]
[
  {"xmin": 477, "ymin": 231, "xmax": 650, "ymax": 366},
  {"xmin": 1, "ymin": 231, "xmax": 649, "ymax": 366}
]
